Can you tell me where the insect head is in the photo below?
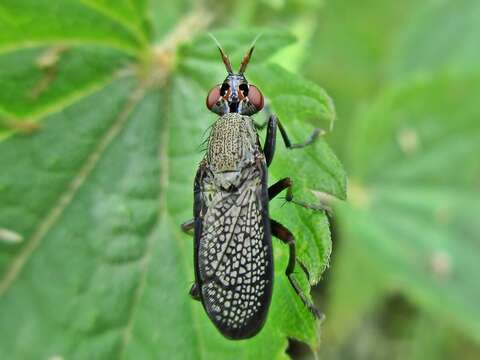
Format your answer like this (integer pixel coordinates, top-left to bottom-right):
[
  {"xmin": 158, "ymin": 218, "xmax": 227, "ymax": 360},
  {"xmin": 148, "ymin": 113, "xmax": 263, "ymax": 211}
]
[{"xmin": 206, "ymin": 46, "xmax": 264, "ymax": 116}]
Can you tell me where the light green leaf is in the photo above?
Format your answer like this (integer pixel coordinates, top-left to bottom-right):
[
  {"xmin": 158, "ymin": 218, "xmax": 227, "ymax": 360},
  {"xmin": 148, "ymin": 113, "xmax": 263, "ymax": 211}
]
[
  {"xmin": 0, "ymin": 46, "xmax": 130, "ymax": 122},
  {"xmin": 388, "ymin": 0, "xmax": 480, "ymax": 81},
  {"xmin": 249, "ymin": 64, "xmax": 336, "ymax": 133},
  {"xmin": 0, "ymin": 0, "xmax": 146, "ymax": 54},
  {"xmin": 339, "ymin": 72, "xmax": 480, "ymax": 343},
  {"xmin": 147, "ymin": 0, "xmax": 196, "ymax": 42},
  {"xmin": 321, "ymin": 235, "xmax": 387, "ymax": 344},
  {"xmin": 302, "ymin": 0, "xmax": 422, "ymax": 158},
  {"xmin": 79, "ymin": 0, "xmax": 148, "ymax": 37},
  {"xmin": 0, "ymin": 13, "xmax": 346, "ymax": 358},
  {"xmin": 0, "ymin": 77, "xmax": 138, "ymax": 275}
]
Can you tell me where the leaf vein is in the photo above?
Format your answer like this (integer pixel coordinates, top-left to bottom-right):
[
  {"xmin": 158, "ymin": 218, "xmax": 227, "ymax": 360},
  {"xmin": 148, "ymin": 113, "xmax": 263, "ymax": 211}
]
[
  {"xmin": 0, "ymin": 80, "xmax": 145, "ymax": 296},
  {"xmin": 0, "ymin": 70, "xmax": 129, "ymax": 141}
]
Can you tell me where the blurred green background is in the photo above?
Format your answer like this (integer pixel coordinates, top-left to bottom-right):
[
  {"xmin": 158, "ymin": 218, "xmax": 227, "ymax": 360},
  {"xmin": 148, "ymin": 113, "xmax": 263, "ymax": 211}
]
[
  {"xmin": 0, "ymin": 0, "xmax": 479, "ymax": 359},
  {"xmin": 298, "ymin": 0, "xmax": 480, "ymax": 359}
]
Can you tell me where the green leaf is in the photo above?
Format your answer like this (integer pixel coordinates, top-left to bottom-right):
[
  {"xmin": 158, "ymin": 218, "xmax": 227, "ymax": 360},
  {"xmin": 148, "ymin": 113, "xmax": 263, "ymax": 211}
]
[
  {"xmin": 405, "ymin": 314, "xmax": 472, "ymax": 360},
  {"xmin": 147, "ymin": 0, "xmax": 197, "ymax": 42},
  {"xmin": 0, "ymin": 14, "xmax": 346, "ymax": 360},
  {"xmin": 321, "ymin": 235, "xmax": 387, "ymax": 343},
  {"xmin": 79, "ymin": 0, "xmax": 148, "ymax": 34},
  {"xmin": 338, "ymin": 72, "xmax": 480, "ymax": 343},
  {"xmin": 0, "ymin": 77, "xmax": 138, "ymax": 275},
  {"xmin": 388, "ymin": 0, "xmax": 480, "ymax": 81},
  {"xmin": 0, "ymin": 46, "xmax": 130, "ymax": 121},
  {"xmin": 249, "ymin": 64, "xmax": 336, "ymax": 133},
  {"xmin": 302, "ymin": 0, "xmax": 422, "ymax": 158},
  {"xmin": 0, "ymin": 0, "xmax": 146, "ymax": 54}
]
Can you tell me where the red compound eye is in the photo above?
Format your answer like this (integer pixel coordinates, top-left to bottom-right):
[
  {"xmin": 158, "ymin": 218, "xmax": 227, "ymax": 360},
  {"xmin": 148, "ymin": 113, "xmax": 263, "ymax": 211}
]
[
  {"xmin": 248, "ymin": 85, "xmax": 264, "ymax": 111},
  {"xmin": 206, "ymin": 84, "xmax": 221, "ymax": 110}
]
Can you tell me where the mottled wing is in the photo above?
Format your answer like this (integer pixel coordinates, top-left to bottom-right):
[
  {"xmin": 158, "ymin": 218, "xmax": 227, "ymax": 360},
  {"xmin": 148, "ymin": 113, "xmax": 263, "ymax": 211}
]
[{"xmin": 194, "ymin": 164, "xmax": 273, "ymax": 339}]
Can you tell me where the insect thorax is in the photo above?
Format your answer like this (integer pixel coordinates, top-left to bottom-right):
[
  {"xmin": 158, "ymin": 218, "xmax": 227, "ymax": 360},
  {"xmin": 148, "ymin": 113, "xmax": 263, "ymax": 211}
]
[{"xmin": 206, "ymin": 113, "xmax": 258, "ymax": 174}]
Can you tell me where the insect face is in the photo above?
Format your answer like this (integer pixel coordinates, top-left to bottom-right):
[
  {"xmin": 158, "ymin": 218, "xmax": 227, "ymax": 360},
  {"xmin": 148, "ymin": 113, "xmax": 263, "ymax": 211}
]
[
  {"xmin": 206, "ymin": 46, "xmax": 264, "ymax": 116},
  {"xmin": 206, "ymin": 75, "xmax": 264, "ymax": 116}
]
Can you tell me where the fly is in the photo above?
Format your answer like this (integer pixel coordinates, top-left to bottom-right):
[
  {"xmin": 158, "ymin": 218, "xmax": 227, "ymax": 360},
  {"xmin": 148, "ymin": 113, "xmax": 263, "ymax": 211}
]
[{"xmin": 181, "ymin": 39, "xmax": 325, "ymax": 340}]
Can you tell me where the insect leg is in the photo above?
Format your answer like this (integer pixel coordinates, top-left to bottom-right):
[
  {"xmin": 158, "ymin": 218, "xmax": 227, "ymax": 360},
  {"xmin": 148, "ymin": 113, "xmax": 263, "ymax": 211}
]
[
  {"xmin": 263, "ymin": 115, "xmax": 324, "ymax": 166},
  {"xmin": 255, "ymin": 103, "xmax": 272, "ymax": 130},
  {"xmin": 270, "ymin": 219, "xmax": 323, "ymax": 319},
  {"xmin": 263, "ymin": 116, "xmax": 278, "ymax": 167},
  {"xmin": 181, "ymin": 219, "xmax": 201, "ymax": 300},
  {"xmin": 277, "ymin": 117, "xmax": 323, "ymax": 149},
  {"xmin": 268, "ymin": 177, "xmax": 332, "ymax": 213},
  {"xmin": 180, "ymin": 219, "xmax": 195, "ymax": 236},
  {"xmin": 189, "ymin": 283, "xmax": 201, "ymax": 301},
  {"xmin": 254, "ymin": 120, "xmax": 268, "ymax": 130}
]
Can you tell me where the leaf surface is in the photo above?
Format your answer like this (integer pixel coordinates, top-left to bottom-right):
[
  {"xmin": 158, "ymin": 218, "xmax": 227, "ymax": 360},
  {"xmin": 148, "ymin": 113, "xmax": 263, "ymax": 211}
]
[
  {"xmin": 388, "ymin": 0, "xmax": 480, "ymax": 80},
  {"xmin": 338, "ymin": 73, "xmax": 480, "ymax": 342},
  {"xmin": 0, "ymin": 8, "xmax": 346, "ymax": 358}
]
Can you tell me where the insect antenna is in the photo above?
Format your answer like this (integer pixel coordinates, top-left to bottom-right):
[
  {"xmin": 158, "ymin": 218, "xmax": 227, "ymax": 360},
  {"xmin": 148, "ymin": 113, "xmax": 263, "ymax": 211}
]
[
  {"xmin": 238, "ymin": 33, "xmax": 262, "ymax": 74},
  {"xmin": 208, "ymin": 33, "xmax": 233, "ymax": 74}
]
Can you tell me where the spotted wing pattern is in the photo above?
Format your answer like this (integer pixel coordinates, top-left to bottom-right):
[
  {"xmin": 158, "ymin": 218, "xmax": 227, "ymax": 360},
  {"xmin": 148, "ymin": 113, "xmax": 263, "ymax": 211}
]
[{"xmin": 197, "ymin": 165, "xmax": 273, "ymax": 339}]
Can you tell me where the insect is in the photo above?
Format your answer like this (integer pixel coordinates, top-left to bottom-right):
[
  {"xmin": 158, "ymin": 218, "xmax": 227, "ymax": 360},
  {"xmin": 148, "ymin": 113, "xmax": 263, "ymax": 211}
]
[{"xmin": 181, "ymin": 41, "xmax": 324, "ymax": 340}]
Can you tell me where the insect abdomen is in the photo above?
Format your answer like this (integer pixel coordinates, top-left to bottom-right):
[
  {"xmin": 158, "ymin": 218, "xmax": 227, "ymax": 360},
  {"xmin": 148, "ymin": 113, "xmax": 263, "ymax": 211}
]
[{"xmin": 196, "ymin": 160, "xmax": 273, "ymax": 339}]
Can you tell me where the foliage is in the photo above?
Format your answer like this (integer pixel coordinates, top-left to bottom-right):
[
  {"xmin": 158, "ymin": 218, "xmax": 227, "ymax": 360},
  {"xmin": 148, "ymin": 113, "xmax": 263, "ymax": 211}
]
[
  {"xmin": 1, "ymin": 0, "xmax": 479, "ymax": 359},
  {"xmin": 0, "ymin": 1, "xmax": 345, "ymax": 359},
  {"xmin": 306, "ymin": 0, "xmax": 480, "ymax": 358}
]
